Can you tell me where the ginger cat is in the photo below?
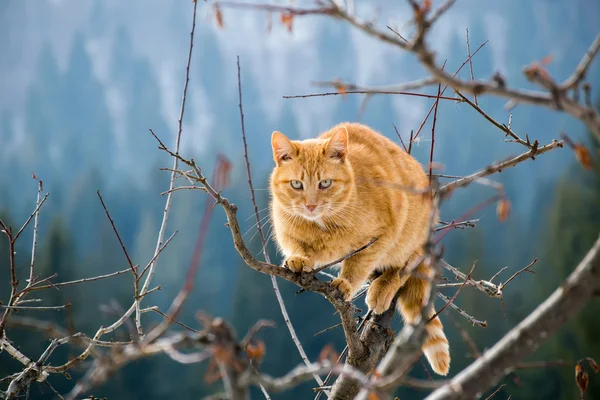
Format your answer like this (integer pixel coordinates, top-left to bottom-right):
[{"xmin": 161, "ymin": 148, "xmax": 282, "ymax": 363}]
[{"xmin": 269, "ymin": 122, "xmax": 450, "ymax": 375}]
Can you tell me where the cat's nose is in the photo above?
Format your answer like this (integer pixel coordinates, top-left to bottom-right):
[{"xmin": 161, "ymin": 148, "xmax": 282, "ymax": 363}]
[{"xmin": 305, "ymin": 204, "xmax": 317, "ymax": 212}]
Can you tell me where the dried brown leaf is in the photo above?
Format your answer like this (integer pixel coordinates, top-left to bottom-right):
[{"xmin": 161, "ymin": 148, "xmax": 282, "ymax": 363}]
[
  {"xmin": 575, "ymin": 358, "xmax": 599, "ymax": 398},
  {"xmin": 280, "ymin": 13, "xmax": 294, "ymax": 33},
  {"xmin": 333, "ymin": 80, "xmax": 347, "ymax": 97},
  {"xmin": 430, "ymin": 161, "xmax": 445, "ymax": 171},
  {"xmin": 214, "ymin": 4, "xmax": 224, "ymax": 28},
  {"xmin": 540, "ymin": 54, "xmax": 554, "ymax": 65},
  {"xmin": 216, "ymin": 154, "xmax": 232, "ymax": 188},
  {"xmin": 574, "ymin": 144, "xmax": 593, "ymax": 170},
  {"xmin": 576, "ymin": 363, "xmax": 589, "ymax": 396},
  {"xmin": 368, "ymin": 393, "xmax": 380, "ymax": 400},
  {"xmin": 422, "ymin": 0, "xmax": 432, "ymax": 13},
  {"xmin": 496, "ymin": 198, "xmax": 511, "ymax": 222},
  {"xmin": 318, "ymin": 344, "xmax": 339, "ymax": 364},
  {"xmin": 246, "ymin": 340, "xmax": 266, "ymax": 363},
  {"xmin": 523, "ymin": 62, "xmax": 552, "ymax": 82}
]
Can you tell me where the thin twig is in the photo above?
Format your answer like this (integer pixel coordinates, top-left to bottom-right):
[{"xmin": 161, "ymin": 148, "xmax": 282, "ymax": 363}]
[
  {"xmin": 465, "ymin": 28, "xmax": 477, "ymax": 105},
  {"xmin": 428, "ymin": 0, "xmax": 458, "ymax": 26},
  {"xmin": 216, "ymin": 1, "xmax": 333, "ymax": 15},
  {"xmin": 28, "ymin": 179, "xmax": 43, "ymax": 285},
  {"xmin": 440, "ymin": 141, "xmax": 563, "ymax": 196},
  {"xmin": 560, "ymin": 33, "xmax": 600, "ymax": 91},
  {"xmin": 393, "ymin": 123, "xmax": 408, "ymax": 152},
  {"xmin": 96, "ymin": 191, "xmax": 136, "ymax": 276},
  {"xmin": 14, "ymin": 193, "xmax": 49, "ymax": 241},
  {"xmin": 96, "ymin": 190, "xmax": 141, "ymax": 336},
  {"xmin": 284, "ymin": 90, "xmax": 460, "ymax": 101},
  {"xmin": 484, "ymin": 384, "xmax": 506, "ymax": 400},
  {"xmin": 137, "ymin": 231, "xmax": 178, "ymax": 281},
  {"xmin": 436, "ymin": 293, "xmax": 487, "ymax": 327},
  {"xmin": 23, "ymin": 268, "xmax": 131, "ymax": 292},
  {"xmin": 435, "ymin": 219, "xmax": 478, "ymax": 232},
  {"xmin": 148, "ymin": 307, "xmax": 199, "ymax": 334},
  {"xmin": 498, "ymin": 259, "xmax": 537, "ymax": 290},
  {"xmin": 455, "ymin": 91, "xmax": 533, "ymax": 149},
  {"xmin": 311, "ymin": 77, "xmax": 439, "ymax": 97},
  {"xmin": 313, "ymin": 322, "xmax": 343, "ymax": 337},
  {"xmin": 1, "ymin": 304, "xmax": 71, "ymax": 311},
  {"xmin": 241, "ymin": 319, "xmax": 276, "ymax": 348},
  {"xmin": 488, "ymin": 267, "xmax": 509, "ymax": 284},
  {"xmin": 429, "ymin": 260, "xmax": 477, "ymax": 323},
  {"xmin": 161, "ymin": 185, "xmax": 207, "ymax": 195},
  {"xmin": 386, "ymin": 25, "xmax": 408, "ymax": 43},
  {"xmin": 314, "ymin": 238, "xmax": 379, "ymax": 273},
  {"xmin": 429, "ymin": 71, "xmax": 443, "ymax": 182}
]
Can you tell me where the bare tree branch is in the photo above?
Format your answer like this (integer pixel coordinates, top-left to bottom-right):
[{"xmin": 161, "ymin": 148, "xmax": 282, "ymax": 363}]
[
  {"xmin": 426, "ymin": 235, "xmax": 600, "ymax": 400},
  {"xmin": 28, "ymin": 179, "xmax": 43, "ymax": 285},
  {"xmin": 560, "ymin": 33, "xmax": 600, "ymax": 91},
  {"xmin": 440, "ymin": 140, "xmax": 563, "ymax": 196},
  {"xmin": 96, "ymin": 190, "xmax": 141, "ymax": 336},
  {"xmin": 246, "ymin": 361, "xmax": 370, "ymax": 394}
]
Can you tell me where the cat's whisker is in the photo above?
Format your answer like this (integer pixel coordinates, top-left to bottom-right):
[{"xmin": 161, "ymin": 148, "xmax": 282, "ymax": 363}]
[
  {"xmin": 322, "ymin": 204, "xmax": 379, "ymax": 229},
  {"xmin": 262, "ymin": 228, "xmax": 278, "ymax": 257},
  {"xmin": 244, "ymin": 206, "xmax": 271, "ymax": 222},
  {"xmin": 243, "ymin": 213, "xmax": 271, "ymax": 238},
  {"xmin": 247, "ymin": 221, "xmax": 271, "ymax": 244},
  {"xmin": 246, "ymin": 211, "xmax": 271, "ymax": 228},
  {"xmin": 265, "ymin": 229, "xmax": 276, "ymax": 248}
]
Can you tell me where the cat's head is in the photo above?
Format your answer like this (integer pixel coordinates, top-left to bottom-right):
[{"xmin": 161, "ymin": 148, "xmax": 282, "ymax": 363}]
[{"xmin": 269, "ymin": 127, "xmax": 354, "ymax": 222}]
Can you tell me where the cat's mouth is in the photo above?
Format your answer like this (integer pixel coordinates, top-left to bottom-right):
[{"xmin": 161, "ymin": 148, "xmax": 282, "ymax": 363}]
[
  {"xmin": 293, "ymin": 206, "xmax": 325, "ymax": 221},
  {"xmin": 301, "ymin": 211, "xmax": 323, "ymax": 221}
]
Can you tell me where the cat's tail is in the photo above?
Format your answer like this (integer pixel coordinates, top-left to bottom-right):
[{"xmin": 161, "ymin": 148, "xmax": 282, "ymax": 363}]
[{"xmin": 397, "ymin": 265, "xmax": 450, "ymax": 376}]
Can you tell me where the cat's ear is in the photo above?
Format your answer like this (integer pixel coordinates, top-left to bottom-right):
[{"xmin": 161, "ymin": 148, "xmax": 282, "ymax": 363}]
[
  {"xmin": 272, "ymin": 131, "xmax": 295, "ymax": 165},
  {"xmin": 325, "ymin": 126, "xmax": 348, "ymax": 162}
]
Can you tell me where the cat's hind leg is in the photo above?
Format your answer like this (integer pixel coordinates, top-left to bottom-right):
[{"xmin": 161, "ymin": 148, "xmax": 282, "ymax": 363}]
[
  {"xmin": 365, "ymin": 267, "xmax": 409, "ymax": 314},
  {"xmin": 397, "ymin": 262, "xmax": 450, "ymax": 376}
]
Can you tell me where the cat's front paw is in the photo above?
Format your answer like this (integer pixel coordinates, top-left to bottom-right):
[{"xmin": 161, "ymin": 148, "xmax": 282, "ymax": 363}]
[
  {"xmin": 331, "ymin": 277, "xmax": 357, "ymax": 302},
  {"xmin": 366, "ymin": 279, "xmax": 396, "ymax": 314},
  {"xmin": 284, "ymin": 255, "xmax": 314, "ymax": 273}
]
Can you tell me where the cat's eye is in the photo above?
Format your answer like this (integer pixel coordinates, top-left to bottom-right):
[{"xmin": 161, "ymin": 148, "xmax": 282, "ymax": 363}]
[
  {"xmin": 290, "ymin": 180, "xmax": 303, "ymax": 190},
  {"xmin": 319, "ymin": 179, "xmax": 332, "ymax": 189}
]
